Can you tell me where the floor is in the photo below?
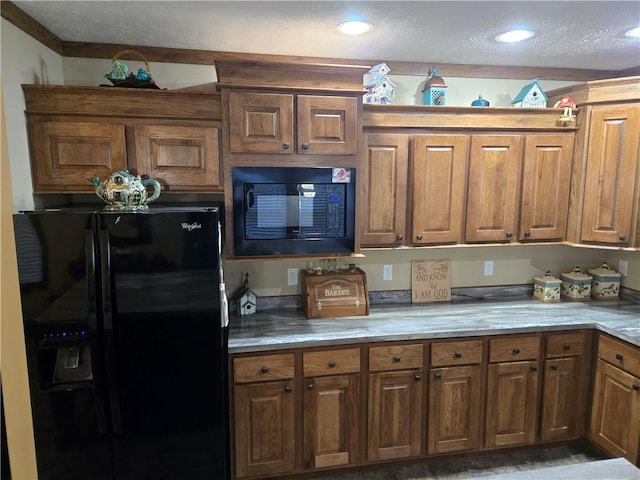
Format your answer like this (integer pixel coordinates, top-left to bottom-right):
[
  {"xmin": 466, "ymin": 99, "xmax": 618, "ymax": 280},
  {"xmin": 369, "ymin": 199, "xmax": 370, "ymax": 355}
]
[{"xmin": 296, "ymin": 443, "xmax": 614, "ymax": 480}]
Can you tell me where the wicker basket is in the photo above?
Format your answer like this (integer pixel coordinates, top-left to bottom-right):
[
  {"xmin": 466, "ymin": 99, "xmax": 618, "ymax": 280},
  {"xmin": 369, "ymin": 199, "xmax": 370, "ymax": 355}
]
[{"xmin": 104, "ymin": 49, "xmax": 159, "ymax": 88}]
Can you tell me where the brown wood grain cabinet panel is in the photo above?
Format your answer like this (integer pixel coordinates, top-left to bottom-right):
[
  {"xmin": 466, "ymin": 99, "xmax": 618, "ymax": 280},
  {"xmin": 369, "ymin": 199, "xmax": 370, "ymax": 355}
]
[
  {"xmin": 233, "ymin": 381, "xmax": 296, "ymax": 478},
  {"xmin": 581, "ymin": 104, "xmax": 640, "ymax": 246},
  {"xmin": 489, "ymin": 335, "xmax": 541, "ymax": 363},
  {"xmin": 297, "ymin": 95, "xmax": 358, "ymax": 155},
  {"xmin": 303, "ymin": 348, "xmax": 361, "ymax": 377},
  {"xmin": 431, "ymin": 339, "xmax": 483, "ymax": 367},
  {"xmin": 303, "ymin": 374, "xmax": 360, "ymax": 469},
  {"xmin": 465, "ymin": 135, "xmax": 522, "ymax": 243},
  {"xmin": 412, "ymin": 134, "xmax": 469, "ymax": 245},
  {"xmin": 540, "ymin": 357, "xmax": 582, "ymax": 441},
  {"xmin": 369, "ymin": 344, "xmax": 423, "ymax": 372},
  {"xmin": 233, "ymin": 354, "xmax": 295, "ymax": 383},
  {"xmin": 545, "ymin": 331, "xmax": 586, "ymax": 358},
  {"xmin": 598, "ymin": 332, "xmax": 640, "ymax": 379},
  {"xmin": 428, "ymin": 364, "xmax": 482, "ymax": 454},
  {"xmin": 519, "ymin": 134, "xmax": 574, "ymax": 241},
  {"xmin": 359, "ymin": 133, "xmax": 409, "ymax": 246}
]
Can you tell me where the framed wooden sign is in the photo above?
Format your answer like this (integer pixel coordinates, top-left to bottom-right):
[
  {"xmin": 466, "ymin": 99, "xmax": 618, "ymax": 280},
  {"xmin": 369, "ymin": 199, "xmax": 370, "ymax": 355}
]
[
  {"xmin": 412, "ymin": 259, "xmax": 451, "ymax": 303},
  {"xmin": 302, "ymin": 268, "xmax": 369, "ymax": 319}
]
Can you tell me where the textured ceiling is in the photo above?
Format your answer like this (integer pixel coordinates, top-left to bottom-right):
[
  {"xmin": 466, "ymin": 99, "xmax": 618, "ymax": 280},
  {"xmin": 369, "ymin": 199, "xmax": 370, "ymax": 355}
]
[{"xmin": 11, "ymin": 1, "xmax": 640, "ymax": 71}]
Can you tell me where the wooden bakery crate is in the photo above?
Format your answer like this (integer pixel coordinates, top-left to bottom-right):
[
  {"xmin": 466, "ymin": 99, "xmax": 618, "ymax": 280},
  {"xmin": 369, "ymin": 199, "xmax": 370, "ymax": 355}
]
[{"xmin": 302, "ymin": 268, "xmax": 369, "ymax": 319}]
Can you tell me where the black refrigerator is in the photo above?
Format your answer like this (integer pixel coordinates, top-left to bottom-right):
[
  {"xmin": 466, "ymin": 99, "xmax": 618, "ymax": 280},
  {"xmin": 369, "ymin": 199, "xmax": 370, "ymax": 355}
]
[{"xmin": 13, "ymin": 206, "xmax": 230, "ymax": 480}]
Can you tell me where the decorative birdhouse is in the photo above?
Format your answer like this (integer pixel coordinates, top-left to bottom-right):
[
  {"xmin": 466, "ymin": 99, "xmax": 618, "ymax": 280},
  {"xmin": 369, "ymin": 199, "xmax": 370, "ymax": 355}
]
[
  {"xmin": 511, "ymin": 78, "xmax": 548, "ymax": 108},
  {"xmin": 231, "ymin": 273, "xmax": 257, "ymax": 316},
  {"xmin": 422, "ymin": 67, "xmax": 447, "ymax": 106},
  {"xmin": 364, "ymin": 63, "xmax": 395, "ymax": 104}
]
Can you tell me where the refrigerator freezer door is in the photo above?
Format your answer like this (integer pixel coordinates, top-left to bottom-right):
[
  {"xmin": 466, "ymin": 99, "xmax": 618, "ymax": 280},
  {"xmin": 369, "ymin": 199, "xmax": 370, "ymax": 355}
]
[{"xmin": 98, "ymin": 208, "xmax": 228, "ymax": 479}]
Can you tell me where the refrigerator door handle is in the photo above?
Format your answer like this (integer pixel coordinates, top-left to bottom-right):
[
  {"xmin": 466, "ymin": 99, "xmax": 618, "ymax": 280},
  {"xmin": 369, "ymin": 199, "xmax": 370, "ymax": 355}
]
[
  {"xmin": 99, "ymin": 228, "xmax": 124, "ymax": 435},
  {"xmin": 218, "ymin": 221, "xmax": 229, "ymax": 329},
  {"xmin": 86, "ymin": 229, "xmax": 109, "ymax": 436}
]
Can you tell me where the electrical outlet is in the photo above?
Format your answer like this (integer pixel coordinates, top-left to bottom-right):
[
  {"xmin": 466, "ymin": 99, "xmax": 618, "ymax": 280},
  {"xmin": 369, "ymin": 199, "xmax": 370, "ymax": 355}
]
[
  {"xmin": 287, "ymin": 268, "xmax": 298, "ymax": 286},
  {"xmin": 383, "ymin": 264, "xmax": 393, "ymax": 281},
  {"xmin": 619, "ymin": 260, "xmax": 629, "ymax": 276},
  {"xmin": 484, "ymin": 260, "xmax": 494, "ymax": 276}
]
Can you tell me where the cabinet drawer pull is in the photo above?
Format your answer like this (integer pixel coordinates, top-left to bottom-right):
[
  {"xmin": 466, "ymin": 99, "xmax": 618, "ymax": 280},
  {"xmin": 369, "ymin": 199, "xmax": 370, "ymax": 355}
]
[
  {"xmin": 530, "ymin": 366, "xmax": 538, "ymax": 372},
  {"xmin": 261, "ymin": 366, "xmax": 269, "ymax": 374},
  {"xmin": 454, "ymin": 352, "xmax": 463, "ymax": 358},
  {"xmin": 284, "ymin": 386, "xmax": 292, "ymax": 393},
  {"xmin": 619, "ymin": 234, "xmax": 626, "ymax": 241},
  {"xmin": 563, "ymin": 344, "xmax": 571, "ymax": 351},
  {"xmin": 434, "ymin": 373, "xmax": 442, "ymax": 379},
  {"xmin": 397, "ymin": 234, "xmax": 404, "ymax": 241},
  {"xmin": 633, "ymin": 384, "xmax": 640, "ymax": 391},
  {"xmin": 512, "ymin": 348, "xmax": 520, "ymax": 354},
  {"xmin": 282, "ymin": 142, "xmax": 290, "ymax": 150},
  {"xmin": 307, "ymin": 383, "xmax": 314, "ymax": 390},
  {"xmin": 393, "ymin": 356, "xmax": 401, "ymax": 363},
  {"xmin": 414, "ymin": 374, "xmax": 422, "ymax": 381},
  {"xmin": 550, "ymin": 365, "xmax": 558, "ymax": 371},
  {"xmin": 301, "ymin": 142, "xmax": 309, "ymax": 150},
  {"xmin": 506, "ymin": 232, "xmax": 513, "ymax": 238},
  {"xmin": 524, "ymin": 231, "xmax": 531, "ymax": 238},
  {"xmin": 328, "ymin": 360, "xmax": 336, "ymax": 368},
  {"xmin": 616, "ymin": 353, "xmax": 624, "ymax": 361},
  {"xmin": 416, "ymin": 234, "xmax": 423, "ymax": 241}
]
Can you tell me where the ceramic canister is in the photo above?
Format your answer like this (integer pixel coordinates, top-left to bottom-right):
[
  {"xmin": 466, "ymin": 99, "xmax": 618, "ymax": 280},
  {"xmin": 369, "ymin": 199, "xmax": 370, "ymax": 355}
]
[
  {"xmin": 533, "ymin": 271, "xmax": 562, "ymax": 302},
  {"xmin": 587, "ymin": 262, "xmax": 621, "ymax": 300},
  {"xmin": 561, "ymin": 267, "xmax": 593, "ymax": 301}
]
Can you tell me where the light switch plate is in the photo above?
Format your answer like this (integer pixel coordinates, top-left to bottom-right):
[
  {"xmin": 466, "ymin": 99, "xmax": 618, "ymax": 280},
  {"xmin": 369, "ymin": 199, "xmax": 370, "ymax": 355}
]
[
  {"xmin": 287, "ymin": 268, "xmax": 298, "ymax": 286},
  {"xmin": 383, "ymin": 264, "xmax": 393, "ymax": 281},
  {"xmin": 484, "ymin": 260, "xmax": 494, "ymax": 276},
  {"xmin": 619, "ymin": 260, "xmax": 628, "ymax": 276}
]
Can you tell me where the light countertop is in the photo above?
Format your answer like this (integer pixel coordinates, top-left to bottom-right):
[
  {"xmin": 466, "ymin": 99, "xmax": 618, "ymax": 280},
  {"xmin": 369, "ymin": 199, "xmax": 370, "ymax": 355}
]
[{"xmin": 228, "ymin": 298, "xmax": 640, "ymax": 353}]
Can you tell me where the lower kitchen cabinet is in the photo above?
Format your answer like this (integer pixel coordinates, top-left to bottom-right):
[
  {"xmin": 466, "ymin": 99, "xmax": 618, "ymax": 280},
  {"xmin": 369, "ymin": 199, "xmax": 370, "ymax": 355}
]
[{"xmin": 589, "ymin": 335, "xmax": 640, "ymax": 466}]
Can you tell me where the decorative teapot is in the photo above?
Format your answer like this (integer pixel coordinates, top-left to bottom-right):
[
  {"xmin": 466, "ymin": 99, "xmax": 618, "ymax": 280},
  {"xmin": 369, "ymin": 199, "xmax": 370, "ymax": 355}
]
[{"xmin": 88, "ymin": 170, "xmax": 161, "ymax": 210}]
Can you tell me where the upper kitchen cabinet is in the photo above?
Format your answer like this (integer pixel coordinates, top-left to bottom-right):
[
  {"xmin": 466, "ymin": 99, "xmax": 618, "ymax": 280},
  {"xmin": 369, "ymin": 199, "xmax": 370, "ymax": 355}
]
[
  {"xmin": 547, "ymin": 77, "xmax": 640, "ymax": 248},
  {"xmin": 22, "ymin": 85, "xmax": 223, "ymax": 193}
]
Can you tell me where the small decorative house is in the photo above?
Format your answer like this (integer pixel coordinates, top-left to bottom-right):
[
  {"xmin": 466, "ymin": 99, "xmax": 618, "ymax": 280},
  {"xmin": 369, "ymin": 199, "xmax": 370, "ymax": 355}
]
[
  {"xmin": 511, "ymin": 78, "xmax": 548, "ymax": 108},
  {"xmin": 364, "ymin": 63, "xmax": 395, "ymax": 104},
  {"xmin": 231, "ymin": 273, "xmax": 257, "ymax": 316},
  {"xmin": 422, "ymin": 67, "xmax": 448, "ymax": 106}
]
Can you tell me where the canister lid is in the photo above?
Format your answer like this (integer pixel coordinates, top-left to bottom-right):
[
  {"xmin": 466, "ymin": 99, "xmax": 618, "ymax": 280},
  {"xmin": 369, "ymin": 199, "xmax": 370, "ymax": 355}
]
[
  {"xmin": 561, "ymin": 266, "xmax": 593, "ymax": 282},
  {"xmin": 588, "ymin": 262, "xmax": 621, "ymax": 279},
  {"xmin": 534, "ymin": 271, "xmax": 561, "ymax": 284}
]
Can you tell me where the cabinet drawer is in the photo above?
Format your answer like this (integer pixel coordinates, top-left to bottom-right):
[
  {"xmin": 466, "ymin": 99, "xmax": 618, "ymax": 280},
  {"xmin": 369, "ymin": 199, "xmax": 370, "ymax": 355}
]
[
  {"xmin": 598, "ymin": 335, "xmax": 640, "ymax": 378},
  {"xmin": 489, "ymin": 335, "xmax": 541, "ymax": 363},
  {"xmin": 369, "ymin": 343, "xmax": 423, "ymax": 371},
  {"xmin": 546, "ymin": 331, "xmax": 587, "ymax": 358},
  {"xmin": 233, "ymin": 354, "xmax": 295, "ymax": 383},
  {"xmin": 303, "ymin": 348, "xmax": 361, "ymax": 377},
  {"xmin": 431, "ymin": 339, "xmax": 483, "ymax": 367}
]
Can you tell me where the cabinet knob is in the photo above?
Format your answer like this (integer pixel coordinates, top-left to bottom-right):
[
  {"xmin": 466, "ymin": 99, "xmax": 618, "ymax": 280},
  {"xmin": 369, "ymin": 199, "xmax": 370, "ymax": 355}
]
[
  {"xmin": 328, "ymin": 361, "xmax": 336, "ymax": 368},
  {"xmin": 512, "ymin": 348, "xmax": 520, "ymax": 354},
  {"xmin": 282, "ymin": 142, "xmax": 290, "ymax": 150},
  {"xmin": 301, "ymin": 142, "xmax": 309, "ymax": 150},
  {"xmin": 563, "ymin": 344, "xmax": 571, "ymax": 351},
  {"xmin": 506, "ymin": 232, "xmax": 513, "ymax": 238},
  {"xmin": 616, "ymin": 353, "xmax": 624, "ymax": 361},
  {"xmin": 530, "ymin": 366, "xmax": 538, "ymax": 372},
  {"xmin": 633, "ymin": 384, "xmax": 640, "ymax": 391},
  {"xmin": 550, "ymin": 365, "xmax": 558, "ymax": 371},
  {"xmin": 434, "ymin": 373, "xmax": 442, "ymax": 379},
  {"xmin": 284, "ymin": 386, "xmax": 292, "ymax": 393},
  {"xmin": 524, "ymin": 231, "xmax": 531, "ymax": 238},
  {"xmin": 307, "ymin": 383, "xmax": 314, "ymax": 390},
  {"xmin": 416, "ymin": 234, "xmax": 423, "ymax": 241},
  {"xmin": 261, "ymin": 366, "xmax": 269, "ymax": 374},
  {"xmin": 619, "ymin": 234, "xmax": 626, "ymax": 241},
  {"xmin": 414, "ymin": 374, "xmax": 422, "ymax": 381},
  {"xmin": 454, "ymin": 352, "xmax": 463, "ymax": 358},
  {"xmin": 393, "ymin": 356, "xmax": 401, "ymax": 363},
  {"xmin": 397, "ymin": 234, "xmax": 404, "ymax": 241}
]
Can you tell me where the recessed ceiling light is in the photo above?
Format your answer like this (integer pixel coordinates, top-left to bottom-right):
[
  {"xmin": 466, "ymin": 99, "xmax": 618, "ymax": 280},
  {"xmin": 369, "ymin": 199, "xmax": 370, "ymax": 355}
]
[
  {"xmin": 625, "ymin": 26, "xmax": 640, "ymax": 38},
  {"xmin": 337, "ymin": 20, "xmax": 373, "ymax": 35},
  {"xmin": 495, "ymin": 29, "xmax": 535, "ymax": 43}
]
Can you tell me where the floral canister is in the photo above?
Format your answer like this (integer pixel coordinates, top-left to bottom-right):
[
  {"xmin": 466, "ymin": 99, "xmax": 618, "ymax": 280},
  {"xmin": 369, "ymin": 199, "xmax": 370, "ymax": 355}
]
[
  {"xmin": 587, "ymin": 262, "xmax": 621, "ymax": 300},
  {"xmin": 533, "ymin": 271, "xmax": 562, "ymax": 302},
  {"xmin": 561, "ymin": 267, "xmax": 593, "ymax": 301}
]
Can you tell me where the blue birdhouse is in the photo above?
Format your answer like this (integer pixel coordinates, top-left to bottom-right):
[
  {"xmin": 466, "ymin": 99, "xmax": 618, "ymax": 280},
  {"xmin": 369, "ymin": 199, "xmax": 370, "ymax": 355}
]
[
  {"xmin": 364, "ymin": 63, "xmax": 395, "ymax": 104},
  {"xmin": 511, "ymin": 78, "xmax": 548, "ymax": 108},
  {"xmin": 422, "ymin": 68, "xmax": 447, "ymax": 106}
]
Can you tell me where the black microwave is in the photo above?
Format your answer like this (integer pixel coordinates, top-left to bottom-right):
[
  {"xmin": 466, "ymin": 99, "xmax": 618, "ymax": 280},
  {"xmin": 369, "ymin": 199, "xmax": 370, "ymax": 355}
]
[{"xmin": 232, "ymin": 166, "xmax": 356, "ymax": 257}]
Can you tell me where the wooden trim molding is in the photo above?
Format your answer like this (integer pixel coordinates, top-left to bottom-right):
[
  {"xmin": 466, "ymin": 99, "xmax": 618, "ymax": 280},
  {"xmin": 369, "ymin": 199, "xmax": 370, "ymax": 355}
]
[{"xmin": 2, "ymin": 1, "xmax": 635, "ymax": 83}]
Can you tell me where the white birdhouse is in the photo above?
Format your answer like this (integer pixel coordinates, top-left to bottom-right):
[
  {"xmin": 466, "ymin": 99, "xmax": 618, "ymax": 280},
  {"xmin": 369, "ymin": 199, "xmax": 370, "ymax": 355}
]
[
  {"xmin": 364, "ymin": 63, "xmax": 395, "ymax": 104},
  {"xmin": 511, "ymin": 78, "xmax": 548, "ymax": 108},
  {"xmin": 231, "ymin": 273, "xmax": 257, "ymax": 316}
]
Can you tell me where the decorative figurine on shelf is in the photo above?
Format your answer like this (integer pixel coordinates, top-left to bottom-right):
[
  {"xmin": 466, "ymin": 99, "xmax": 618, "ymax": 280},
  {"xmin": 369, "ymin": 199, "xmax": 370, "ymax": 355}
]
[
  {"xmin": 231, "ymin": 273, "xmax": 257, "ymax": 316},
  {"xmin": 88, "ymin": 170, "xmax": 162, "ymax": 210},
  {"xmin": 553, "ymin": 95, "xmax": 576, "ymax": 123},
  {"xmin": 471, "ymin": 94, "xmax": 490, "ymax": 107},
  {"xmin": 364, "ymin": 63, "xmax": 396, "ymax": 104},
  {"xmin": 422, "ymin": 67, "xmax": 448, "ymax": 106},
  {"xmin": 511, "ymin": 77, "xmax": 548, "ymax": 108}
]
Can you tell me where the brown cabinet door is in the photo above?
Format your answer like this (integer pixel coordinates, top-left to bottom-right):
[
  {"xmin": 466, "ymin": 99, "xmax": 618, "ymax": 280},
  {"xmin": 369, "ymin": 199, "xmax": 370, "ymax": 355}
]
[
  {"xmin": 465, "ymin": 135, "xmax": 522, "ymax": 243},
  {"xmin": 233, "ymin": 381, "xmax": 296, "ymax": 478},
  {"xmin": 303, "ymin": 374, "xmax": 360, "ymax": 469},
  {"xmin": 485, "ymin": 360, "xmax": 539, "ymax": 448},
  {"xmin": 428, "ymin": 365, "xmax": 482, "ymax": 454},
  {"xmin": 589, "ymin": 359, "xmax": 640, "ymax": 465},
  {"xmin": 540, "ymin": 357, "xmax": 582, "ymax": 441},
  {"xmin": 368, "ymin": 370, "xmax": 423, "ymax": 461},
  {"xmin": 228, "ymin": 91, "xmax": 294, "ymax": 153},
  {"xmin": 360, "ymin": 133, "xmax": 409, "ymax": 246},
  {"xmin": 297, "ymin": 95, "xmax": 358, "ymax": 155},
  {"xmin": 28, "ymin": 121, "xmax": 127, "ymax": 192},
  {"xmin": 131, "ymin": 124, "xmax": 221, "ymax": 190},
  {"xmin": 520, "ymin": 134, "xmax": 574, "ymax": 241},
  {"xmin": 412, "ymin": 135, "xmax": 469, "ymax": 245},
  {"xmin": 581, "ymin": 105, "xmax": 640, "ymax": 246}
]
